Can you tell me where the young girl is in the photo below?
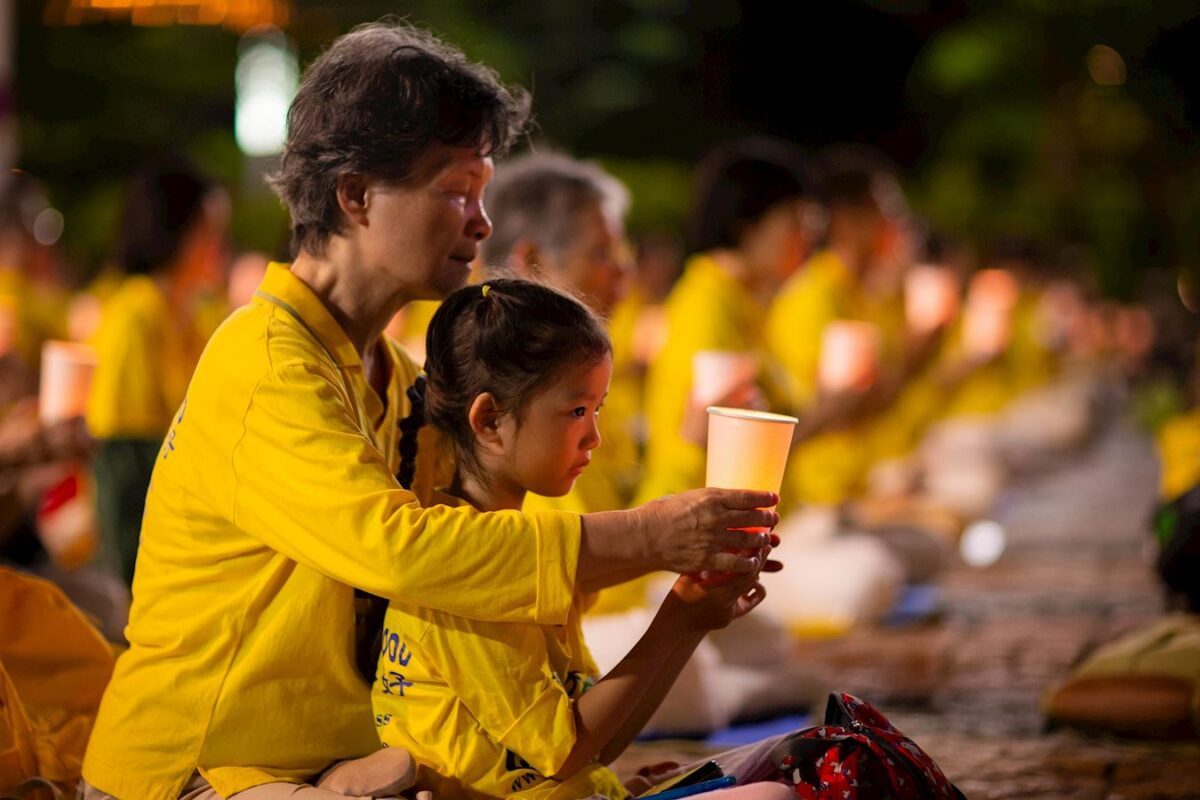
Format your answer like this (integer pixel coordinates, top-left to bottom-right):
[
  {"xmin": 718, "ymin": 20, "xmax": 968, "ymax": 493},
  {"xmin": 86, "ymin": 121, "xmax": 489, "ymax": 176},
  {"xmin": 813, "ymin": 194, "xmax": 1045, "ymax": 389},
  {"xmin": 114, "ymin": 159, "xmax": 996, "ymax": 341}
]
[{"xmin": 363, "ymin": 279, "xmax": 791, "ymax": 800}]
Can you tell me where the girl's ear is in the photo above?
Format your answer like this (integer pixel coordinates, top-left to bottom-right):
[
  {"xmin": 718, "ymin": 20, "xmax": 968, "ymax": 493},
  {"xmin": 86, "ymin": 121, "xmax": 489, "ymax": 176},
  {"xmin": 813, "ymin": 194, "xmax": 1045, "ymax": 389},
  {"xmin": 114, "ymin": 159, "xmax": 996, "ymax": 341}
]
[{"xmin": 467, "ymin": 392, "xmax": 505, "ymax": 450}]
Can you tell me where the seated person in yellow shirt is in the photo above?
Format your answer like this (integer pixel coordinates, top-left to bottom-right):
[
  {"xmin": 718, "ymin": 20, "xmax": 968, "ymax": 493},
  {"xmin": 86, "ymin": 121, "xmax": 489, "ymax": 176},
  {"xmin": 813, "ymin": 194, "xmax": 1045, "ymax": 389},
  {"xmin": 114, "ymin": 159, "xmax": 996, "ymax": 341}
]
[
  {"xmin": 86, "ymin": 156, "xmax": 230, "ymax": 585},
  {"xmin": 480, "ymin": 151, "xmax": 639, "ymax": 514},
  {"xmin": 82, "ymin": 24, "xmax": 779, "ymax": 800},
  {"xmin": 768, "ymin": 148, "xmax": 938, "ymax": 505},
  {"xmin": 640, "ymin": 138, "xmax": 814, "ymax": 504},
  {"xmin": 362, "ymin": 279, "xmax": 787, "ymax": 800}
]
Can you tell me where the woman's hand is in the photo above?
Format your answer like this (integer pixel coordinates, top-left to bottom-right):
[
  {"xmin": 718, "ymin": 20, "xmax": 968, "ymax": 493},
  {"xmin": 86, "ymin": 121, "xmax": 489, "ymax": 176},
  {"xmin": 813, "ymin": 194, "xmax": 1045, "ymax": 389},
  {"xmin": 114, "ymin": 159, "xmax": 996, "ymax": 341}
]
[{"xmin": 636, "ymin": 488, "xmax": 778, "ymax": 574}]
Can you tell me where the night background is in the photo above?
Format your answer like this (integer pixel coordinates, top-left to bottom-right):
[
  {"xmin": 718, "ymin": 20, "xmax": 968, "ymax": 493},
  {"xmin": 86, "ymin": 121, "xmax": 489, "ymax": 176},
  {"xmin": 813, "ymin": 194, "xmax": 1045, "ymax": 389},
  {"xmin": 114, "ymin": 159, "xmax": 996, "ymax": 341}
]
[
  {"xmin": 11, "ymin": 0, "xmax": 1200, "ymax": 300},
  {"xmin": 6, "ymin": 3, "xmax": 1200, "ymax": 797}
]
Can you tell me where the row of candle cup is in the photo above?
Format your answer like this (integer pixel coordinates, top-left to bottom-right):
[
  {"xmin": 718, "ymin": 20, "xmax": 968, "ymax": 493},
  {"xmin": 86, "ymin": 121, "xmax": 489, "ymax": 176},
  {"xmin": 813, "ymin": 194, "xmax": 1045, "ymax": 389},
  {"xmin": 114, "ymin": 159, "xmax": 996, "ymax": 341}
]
[
  {"xmin": 699, "ymin": 266, "xmax": 1021, "ymax": 527},
  {"xmin": 697, "ymin": 266, "xmax": 1020, "ymax": 412},
  {"xmin": 30, "ymin": 266, "xmax": 1017, "ymax": 526}
]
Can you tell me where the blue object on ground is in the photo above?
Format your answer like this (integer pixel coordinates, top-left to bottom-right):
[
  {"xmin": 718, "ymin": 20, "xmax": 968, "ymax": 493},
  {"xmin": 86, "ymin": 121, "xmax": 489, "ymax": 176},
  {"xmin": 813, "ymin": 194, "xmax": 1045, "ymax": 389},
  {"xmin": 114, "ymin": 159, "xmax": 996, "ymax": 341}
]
[
  {"xmin": 643, "ymin": 775, "xmax": 737, "ymax": 800},
  {"xmin": 703, "ymin": 713, "xmax": 812, "ymax": 747},
  {"xmin": 885, "ymin": 583, "xmax": 942, "ymax": 626}
]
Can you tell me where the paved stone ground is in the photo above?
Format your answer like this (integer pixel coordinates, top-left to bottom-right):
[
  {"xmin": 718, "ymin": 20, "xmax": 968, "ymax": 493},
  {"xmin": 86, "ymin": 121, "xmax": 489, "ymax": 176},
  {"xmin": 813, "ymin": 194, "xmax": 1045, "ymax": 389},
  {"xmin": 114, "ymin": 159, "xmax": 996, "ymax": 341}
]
[{"xmin": 615, "ymin": 415, "xmax": 1200, "ymax": 798}]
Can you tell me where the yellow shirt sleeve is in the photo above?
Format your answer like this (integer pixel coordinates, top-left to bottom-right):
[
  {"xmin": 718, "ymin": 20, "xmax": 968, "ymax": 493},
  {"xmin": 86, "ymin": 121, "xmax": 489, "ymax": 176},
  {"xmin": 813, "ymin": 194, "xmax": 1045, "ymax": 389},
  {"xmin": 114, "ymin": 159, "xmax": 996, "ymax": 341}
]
[{"xmin": 230, "ymin": 359, "xmax": 580, "ymax": 625}]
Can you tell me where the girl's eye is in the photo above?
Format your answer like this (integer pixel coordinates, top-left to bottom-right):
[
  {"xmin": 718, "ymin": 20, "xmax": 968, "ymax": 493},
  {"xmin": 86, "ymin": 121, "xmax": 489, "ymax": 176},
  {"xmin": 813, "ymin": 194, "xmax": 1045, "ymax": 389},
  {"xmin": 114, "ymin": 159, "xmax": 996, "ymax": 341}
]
[{"xmin": 572, "ymin": 407, "xmax": 587, "ymax": 418}]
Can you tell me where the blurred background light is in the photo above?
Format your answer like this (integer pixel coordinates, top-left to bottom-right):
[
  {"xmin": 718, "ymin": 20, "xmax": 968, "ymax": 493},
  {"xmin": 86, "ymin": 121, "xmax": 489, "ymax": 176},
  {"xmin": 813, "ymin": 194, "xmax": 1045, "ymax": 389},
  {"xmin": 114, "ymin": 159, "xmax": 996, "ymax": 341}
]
[
  {"xmin": 44, "ymin": 0, "xmax": 290, "ymax": 33},
  {"xmin": 960, "ymin": 519, "xmax": 1007, "ymax": 567},
  {"xmin": 32, "ymin": 206, "xmax": 64, "ymax": 245},
  {"xmin": 1087, "ymin": 44, "xmax": 1127, "ymax": 86},
  {"xmin": 234, "ymin": 30, "xmax": 296, "ymax": 158}
]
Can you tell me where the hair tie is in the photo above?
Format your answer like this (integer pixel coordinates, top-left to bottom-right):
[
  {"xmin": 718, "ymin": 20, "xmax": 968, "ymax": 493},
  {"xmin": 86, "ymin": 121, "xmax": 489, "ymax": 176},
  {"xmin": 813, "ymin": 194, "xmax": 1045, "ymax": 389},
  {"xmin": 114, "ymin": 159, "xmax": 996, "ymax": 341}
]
[{"xmin": 481, "ymin": 284, "xmax": 491, "ymax": 298}]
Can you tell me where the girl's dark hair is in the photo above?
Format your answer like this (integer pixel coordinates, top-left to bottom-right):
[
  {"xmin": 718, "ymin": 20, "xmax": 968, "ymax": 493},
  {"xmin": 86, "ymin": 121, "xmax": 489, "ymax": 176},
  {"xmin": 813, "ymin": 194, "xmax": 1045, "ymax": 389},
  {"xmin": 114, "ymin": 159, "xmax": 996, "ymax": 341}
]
[
  {"xmin": 689, "ymin": 136, "xmax": 811, "ymax": 254},
  {"xmin": 117, "ymin": 155, "xmax": 214, "ymax": 276},
  {"xmin": 396, "ymin": 278, "xmax": 610, "ymax": 489},
  {"xmin": 268, "ymin": 21, "xmax": 531, "ymax": 257}
]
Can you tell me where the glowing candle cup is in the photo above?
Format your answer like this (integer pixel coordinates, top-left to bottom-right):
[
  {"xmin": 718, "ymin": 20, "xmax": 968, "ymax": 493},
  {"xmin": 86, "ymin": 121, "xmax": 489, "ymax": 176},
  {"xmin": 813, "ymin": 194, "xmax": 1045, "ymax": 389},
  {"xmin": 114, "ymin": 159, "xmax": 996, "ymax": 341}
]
[
  {"xmin": 706, "ymin": 406, "xmax": 799, "ymax": 535},
  {"xmin": 905, "ymin": 265, "xmax": 960, "ymax": 334},
  {"xmin": 818, "ymin": 321, "xmax": 881, "ymax": 394},
  {"xmin": 39, "ymin": 341, "xmax": 97, "ymax": 423},
  {"xmin": 963, "ymin": 269, "xmax": 1019, "ymax": 358},
  {"xmin": 692, "ymin": 350, "xmax": 758, "ymax": 406}
]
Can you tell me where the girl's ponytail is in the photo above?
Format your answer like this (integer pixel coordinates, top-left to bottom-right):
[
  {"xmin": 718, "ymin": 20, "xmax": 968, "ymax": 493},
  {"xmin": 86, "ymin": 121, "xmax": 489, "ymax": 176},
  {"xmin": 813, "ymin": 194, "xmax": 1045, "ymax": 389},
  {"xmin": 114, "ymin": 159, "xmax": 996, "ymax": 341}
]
[{"xmin": 396, "ymin": 374, "xmax": 427, "ymax": 490}]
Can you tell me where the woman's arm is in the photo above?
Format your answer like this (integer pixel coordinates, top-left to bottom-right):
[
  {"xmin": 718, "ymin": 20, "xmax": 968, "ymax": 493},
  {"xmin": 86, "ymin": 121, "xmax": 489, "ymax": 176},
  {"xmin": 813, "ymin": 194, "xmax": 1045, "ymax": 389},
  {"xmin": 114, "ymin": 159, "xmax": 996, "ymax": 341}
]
[
  {"xmin": 579, "ymin": 494, "xmax": 777, "ymax": 583},
  {"xmin": 231, "ymin": 362, "xmax": 777, "ymax": 626}
]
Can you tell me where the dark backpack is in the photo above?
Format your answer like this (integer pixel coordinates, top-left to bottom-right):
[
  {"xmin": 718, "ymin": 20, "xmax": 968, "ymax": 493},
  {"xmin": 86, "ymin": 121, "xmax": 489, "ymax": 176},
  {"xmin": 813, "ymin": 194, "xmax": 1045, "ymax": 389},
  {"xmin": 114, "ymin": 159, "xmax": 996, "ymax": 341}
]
[{"xmin": 769, "ymin": 692, "xmax": 967, "ymax": 800}]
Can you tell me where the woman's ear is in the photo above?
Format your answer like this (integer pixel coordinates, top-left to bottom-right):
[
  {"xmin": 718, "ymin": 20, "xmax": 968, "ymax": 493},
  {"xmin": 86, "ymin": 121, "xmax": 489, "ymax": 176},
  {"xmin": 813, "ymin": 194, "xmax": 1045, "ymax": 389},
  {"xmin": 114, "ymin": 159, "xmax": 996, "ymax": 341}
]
[
  {"xmin": 336, "ymin": 173, "xmax": 370, "ymax": 228},
  {"xmin": 507, "ymin": 239, "xmax": 539, "ymax": 279},
  {"xmin": 467, "ymin": 392, "xmax": 505, "ymax": 452}
]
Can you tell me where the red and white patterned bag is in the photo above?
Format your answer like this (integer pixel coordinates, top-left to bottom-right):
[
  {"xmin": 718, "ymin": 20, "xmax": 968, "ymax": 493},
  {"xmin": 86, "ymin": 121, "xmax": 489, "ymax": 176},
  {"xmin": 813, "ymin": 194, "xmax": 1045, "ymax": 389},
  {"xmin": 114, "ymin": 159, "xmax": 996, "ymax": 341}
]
[{"xmin": 769, "ymin": 692, "xmax": 966, "ymax": 799}]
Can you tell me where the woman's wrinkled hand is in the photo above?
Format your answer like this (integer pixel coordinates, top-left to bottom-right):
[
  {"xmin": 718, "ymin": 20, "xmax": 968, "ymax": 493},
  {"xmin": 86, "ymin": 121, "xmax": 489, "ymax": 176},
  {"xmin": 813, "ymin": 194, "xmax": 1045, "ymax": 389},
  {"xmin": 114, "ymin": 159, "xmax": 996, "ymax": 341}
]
[{"xmin": 637, "ymin": 488, "xmax": 778, "ymax": 574}]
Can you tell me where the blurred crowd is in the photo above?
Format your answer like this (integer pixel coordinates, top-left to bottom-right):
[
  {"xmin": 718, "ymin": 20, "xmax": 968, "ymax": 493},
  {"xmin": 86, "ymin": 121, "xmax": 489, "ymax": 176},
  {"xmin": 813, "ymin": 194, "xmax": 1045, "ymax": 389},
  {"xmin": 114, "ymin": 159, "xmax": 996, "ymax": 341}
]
[{"xmin": 2, "ymin": 103, "xmax": 1198, "ymax": 793}]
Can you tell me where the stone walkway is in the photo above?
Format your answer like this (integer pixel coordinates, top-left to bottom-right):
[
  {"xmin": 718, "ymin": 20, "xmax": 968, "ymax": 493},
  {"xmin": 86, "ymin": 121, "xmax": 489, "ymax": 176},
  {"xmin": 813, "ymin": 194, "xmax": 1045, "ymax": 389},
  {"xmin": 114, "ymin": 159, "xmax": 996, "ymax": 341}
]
[{"xmin": 616, "ymin": 416, "xmax": 1200, "ymax": 798}]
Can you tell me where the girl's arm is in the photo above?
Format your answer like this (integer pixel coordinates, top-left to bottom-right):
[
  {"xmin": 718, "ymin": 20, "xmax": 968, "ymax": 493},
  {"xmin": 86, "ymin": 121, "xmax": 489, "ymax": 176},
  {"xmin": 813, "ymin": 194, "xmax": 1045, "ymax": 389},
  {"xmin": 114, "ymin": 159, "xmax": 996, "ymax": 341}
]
[
  {"xmin": 552, "ymin": 574, "xmax": 765, "ymax": 780},
  {"xmin": 597, "ymin": 625, "xmax": 703, "ymax": 765},
  {"xmin": 599, "ymin": 578, "xmax": 766, "ymax": 764}
]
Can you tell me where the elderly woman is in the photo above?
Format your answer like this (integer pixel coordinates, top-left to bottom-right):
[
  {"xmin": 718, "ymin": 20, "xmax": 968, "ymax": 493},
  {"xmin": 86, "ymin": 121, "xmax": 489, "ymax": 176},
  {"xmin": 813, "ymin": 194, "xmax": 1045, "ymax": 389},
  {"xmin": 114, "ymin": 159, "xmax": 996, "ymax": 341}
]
[{"xmin": 81, "ymin": 23, "xmax": 778, "ymax": 800}]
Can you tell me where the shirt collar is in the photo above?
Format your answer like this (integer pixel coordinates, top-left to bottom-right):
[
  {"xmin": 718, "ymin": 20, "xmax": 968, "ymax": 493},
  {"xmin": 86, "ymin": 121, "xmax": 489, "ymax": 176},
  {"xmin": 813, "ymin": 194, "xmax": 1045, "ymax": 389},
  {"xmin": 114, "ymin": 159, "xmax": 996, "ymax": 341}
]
[{"xmin": 255, "ymin": 262, "xmax": 362, "ymax": 369}]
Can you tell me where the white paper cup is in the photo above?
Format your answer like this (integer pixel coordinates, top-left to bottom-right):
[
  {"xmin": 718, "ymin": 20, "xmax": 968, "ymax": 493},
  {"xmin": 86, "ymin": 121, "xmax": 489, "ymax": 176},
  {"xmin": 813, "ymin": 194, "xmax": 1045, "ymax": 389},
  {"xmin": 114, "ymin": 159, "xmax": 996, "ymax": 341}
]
[
  {"xmin": 818, "ymin": 321, "xmax": 881, "ymax": 393},
  {"xmin": 705, "ymin": 407, "xmax": 799, "ymax": 494},
  {"xmin": 692, "ymin": 350, "xmax": 758, "ymax": 406},
  {"xmin": 39, "ymin": 340, "xmax": 97, "ymax": 423}
]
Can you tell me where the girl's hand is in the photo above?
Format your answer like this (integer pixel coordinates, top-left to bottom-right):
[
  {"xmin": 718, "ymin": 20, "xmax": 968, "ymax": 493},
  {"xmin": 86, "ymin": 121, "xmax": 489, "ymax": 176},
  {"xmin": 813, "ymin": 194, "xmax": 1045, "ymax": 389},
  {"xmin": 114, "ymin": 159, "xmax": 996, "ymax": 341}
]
[{"xmin": 661, "ymin": 572, "xmax": 766, "ymax": 633}]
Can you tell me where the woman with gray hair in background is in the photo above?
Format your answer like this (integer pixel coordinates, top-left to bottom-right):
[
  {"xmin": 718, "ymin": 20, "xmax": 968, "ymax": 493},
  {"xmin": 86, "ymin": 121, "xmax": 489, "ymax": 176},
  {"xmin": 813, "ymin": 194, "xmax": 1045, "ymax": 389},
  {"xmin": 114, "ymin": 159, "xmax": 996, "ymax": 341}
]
[{"xmin": 481, "ymin": 152, "xmax": 640, "ymax": 521}]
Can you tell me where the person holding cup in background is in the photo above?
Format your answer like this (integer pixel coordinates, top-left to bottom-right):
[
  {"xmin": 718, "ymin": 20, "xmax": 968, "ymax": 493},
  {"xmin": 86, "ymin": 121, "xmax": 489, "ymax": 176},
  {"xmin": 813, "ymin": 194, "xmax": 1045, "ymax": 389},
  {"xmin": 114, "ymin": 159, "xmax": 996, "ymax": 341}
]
[
  {"xmin": 639, "ymin": 137, "xmax": 815, "ymax": 505},
  {"xmin": 766, "ymin": 147, "xmax": 918, "ymax": 508},
  {"xmin": 85, "ymin": 156, "xmax": 230, "ymax": 586}
]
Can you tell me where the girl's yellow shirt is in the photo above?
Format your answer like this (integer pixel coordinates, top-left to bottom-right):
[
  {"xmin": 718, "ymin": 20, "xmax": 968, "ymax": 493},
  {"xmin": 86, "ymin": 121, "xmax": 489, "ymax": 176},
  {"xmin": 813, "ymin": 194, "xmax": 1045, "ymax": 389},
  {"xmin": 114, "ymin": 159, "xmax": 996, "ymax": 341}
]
[
  {"xmin": 82, "ymin": 264, "xmax": 581, "ymax": 800},
  {"xmin": 375, "ymin": 492, "xmax": 628, "ymax": 800}
]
